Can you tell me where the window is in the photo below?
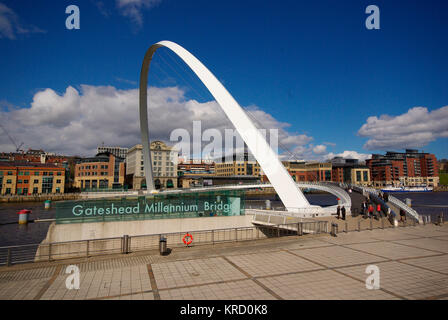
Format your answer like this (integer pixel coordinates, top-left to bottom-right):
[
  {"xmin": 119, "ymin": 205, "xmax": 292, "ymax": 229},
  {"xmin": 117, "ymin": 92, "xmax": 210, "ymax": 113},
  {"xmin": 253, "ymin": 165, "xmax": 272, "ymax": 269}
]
[
  {"xmin": 18, "ymin": 171, "xmax": 24, "ymax": 176},
  {"xmin": 42, "ymin": 177, "xmax": 53, "ymax": 194},
  {"xmin": 5, "ymin": 188, "xmax": 11, "ymax": 195},
  {"xmin": 17, "ymin": 188, "xmax": 22, "ymax": 194},
  {"xmin": 7, "ymin": 179, "xmax": 12, "ymax": 184},
  {"xmin": 33, "ymin": 187, "xmax": 38, "ymax": 194},
  {"xmin": 363, "ymin": 171, "xmax": 368, "ymax": 181},
  {"xmin": 18, "ymin": 179, "xmax": 22, "ymax": 183},
  {"xmin": 35, "ymin": 171, "xmax": 39, "ymax": 176},
  {"xmin": 56, "ymin": 179, "xmax": 61, "ymax": 183},
  {"xmin": 25, "ymin": 172, "xmax": 29, "ymax": 176},
  {"xmin": 7, "ymin": 171, "xmax": 13, "ymax": 175},
  {"xmin": 356, "ymin": 171, "xmax": 362, "ymax": 182},
  {"xmin": 57, "ymin": 172, "xmax": 62, "ymax": 176},
  {"xmin": 34, "ymin": 179, "xmax": 39, "ymax": 184},
  {"xmin": 24, "ymin": 180, "xmax": 29, "ymax": 184}
]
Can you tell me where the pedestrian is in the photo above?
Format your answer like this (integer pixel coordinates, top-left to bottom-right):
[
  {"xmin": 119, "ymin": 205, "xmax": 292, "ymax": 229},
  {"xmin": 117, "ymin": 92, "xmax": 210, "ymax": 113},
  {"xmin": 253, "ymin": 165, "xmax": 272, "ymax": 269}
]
[
  {"xmin": 400, "ymin": 209, "xmax": 406, "ymax": 222},
  {"xmin": 377, "ymin": 203, "xmax": 382, "ymax": 218},
  {"xmin": 368, "ymin": 204, "xmax": 374, "ymax": 218},
  {"xmin": 384, "ymin": 193, "xmax": 389, "ymax": 202},
  {"xmin": 361, "ymin": 201, "xmax": 367, "ymax": 216},
  {"xmin": 336, "ymin": 206, "xmax": 341, "ymax": 219},
  {"xmin": 341, "ymin": 206, "xmax": 346, "ymax": 220}
]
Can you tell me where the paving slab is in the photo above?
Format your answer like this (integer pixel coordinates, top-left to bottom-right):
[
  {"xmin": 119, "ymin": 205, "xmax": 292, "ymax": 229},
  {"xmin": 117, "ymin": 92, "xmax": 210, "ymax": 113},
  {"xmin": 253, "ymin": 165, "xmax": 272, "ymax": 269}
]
[
  {"xmin": 159, "ymin": 279, "xmax": 275, "ymax": 300},
  {"xmin": 225, "ymin": 251, "xmax": 323, "ymax": 277},
  {"xmin": 152, "ymin": 257, "xmax": 246, "ymax": 290},
  {"xmin": 337, "ymin": 261, "xmax": 448, "ymax": 300},
  {"xmin": 290, "ymin": 246, "xmax": 388, "ymax": 268},
  {"xmin": 0, "ymin": 223, "xmax": 447, "ymax": 300},
  {"xmin": 345, "ymin": 241, "xmax": 437, "ymax": 260},
  {"xmin": 257, "ymin": 269, "xmax": 397, "ymax": 300}
]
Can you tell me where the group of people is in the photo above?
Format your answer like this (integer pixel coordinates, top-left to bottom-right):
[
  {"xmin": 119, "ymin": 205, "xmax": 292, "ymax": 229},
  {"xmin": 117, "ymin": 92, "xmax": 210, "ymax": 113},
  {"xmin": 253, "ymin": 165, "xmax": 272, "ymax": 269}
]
[
  {"xmin": 361, "ymin": 201, "xmax": 388, "ymax": 219},
  {"xmin": 336, "ymin": 205, "xmax": 346, "ymax": 220}
]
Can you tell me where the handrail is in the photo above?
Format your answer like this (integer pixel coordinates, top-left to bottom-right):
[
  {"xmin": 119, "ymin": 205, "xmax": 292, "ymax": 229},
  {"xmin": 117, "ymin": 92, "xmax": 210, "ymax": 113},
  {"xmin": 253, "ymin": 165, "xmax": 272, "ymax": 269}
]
[
  {"xmin": 388, "ymin": 195, "xmax": 422, "ymax": 223},
  {"xmin": 346, "ymin": 183, "xmax": 422, "ymax": 223},
  {"xmin": 0, "ymin": 220, "xmax": 328, "ymax": 266}
]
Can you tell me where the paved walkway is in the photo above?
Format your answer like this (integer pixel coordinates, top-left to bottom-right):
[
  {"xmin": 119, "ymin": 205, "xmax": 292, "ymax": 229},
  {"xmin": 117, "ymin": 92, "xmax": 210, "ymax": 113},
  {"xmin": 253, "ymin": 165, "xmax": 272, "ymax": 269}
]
[{"xmin": 1, "ymin": 223, "xmax": 447, "ymax": 300}]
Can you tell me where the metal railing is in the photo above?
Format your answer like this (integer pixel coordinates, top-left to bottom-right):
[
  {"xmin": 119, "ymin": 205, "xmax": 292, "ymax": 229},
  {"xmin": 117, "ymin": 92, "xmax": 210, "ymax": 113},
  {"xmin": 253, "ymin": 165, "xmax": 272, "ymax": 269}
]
[
  {"xmin": 0, "ymin": 220, "xmax": 328, "ymax": 266},
  {"xmin": 388, "ymin": 195, "xmax": 422, "ymax": 223}
]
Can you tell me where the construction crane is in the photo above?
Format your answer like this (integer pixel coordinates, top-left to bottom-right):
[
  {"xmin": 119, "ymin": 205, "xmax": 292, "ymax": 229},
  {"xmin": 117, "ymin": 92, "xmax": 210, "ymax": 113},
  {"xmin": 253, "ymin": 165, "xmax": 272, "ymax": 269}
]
[{"xmin": 0, "ymin": 123, "xmax": 24, "ymax": 152}]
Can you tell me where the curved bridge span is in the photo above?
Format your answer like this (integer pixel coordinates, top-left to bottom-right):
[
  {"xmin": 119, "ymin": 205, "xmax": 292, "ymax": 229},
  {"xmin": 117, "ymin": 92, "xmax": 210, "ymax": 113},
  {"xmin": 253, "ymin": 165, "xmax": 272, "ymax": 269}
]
[
  {"xmin": 84, "ymin": 182, "xmax": 351, "ymax": 218},
  {"xmin": 164, "ymin": 182, "xmax": 351, "ymax": 217},
  {"xmin": 139, "ymin": 40, "xmax": 311, "ymax": 211}
]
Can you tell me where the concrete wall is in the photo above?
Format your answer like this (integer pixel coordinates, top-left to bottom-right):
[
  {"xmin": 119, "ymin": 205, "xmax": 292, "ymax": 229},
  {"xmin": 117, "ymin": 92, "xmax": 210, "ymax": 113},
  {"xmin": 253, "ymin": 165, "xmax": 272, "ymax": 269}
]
[
  {"xmin": 35, "ymin": 214, "xmax": 256, "ymax": 261},
  {"xmin": 41, "ymin": 214, "xmax": 254, "ymax": 244}
]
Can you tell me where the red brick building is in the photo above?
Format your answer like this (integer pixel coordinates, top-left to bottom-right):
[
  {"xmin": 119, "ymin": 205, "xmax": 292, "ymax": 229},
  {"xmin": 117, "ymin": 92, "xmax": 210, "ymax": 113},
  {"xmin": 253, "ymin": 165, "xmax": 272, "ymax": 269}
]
[
  {"xmin": 367, "ymin": 149, "xmax": 439, "ymax": 187},
  {"xmin": 74, "ymin": 152, "xmax": 125, "ymax": 190},
  {"xmin": 0, "ymin": 162, "xmax": 66, "ymax": 195}
]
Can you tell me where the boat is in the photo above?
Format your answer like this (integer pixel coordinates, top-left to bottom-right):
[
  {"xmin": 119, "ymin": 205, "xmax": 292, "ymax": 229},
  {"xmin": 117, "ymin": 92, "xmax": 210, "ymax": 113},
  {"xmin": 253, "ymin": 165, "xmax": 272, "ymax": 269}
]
[{"xmin": 380, "ymin": 186, "xmax": 433, "ymax": 193}]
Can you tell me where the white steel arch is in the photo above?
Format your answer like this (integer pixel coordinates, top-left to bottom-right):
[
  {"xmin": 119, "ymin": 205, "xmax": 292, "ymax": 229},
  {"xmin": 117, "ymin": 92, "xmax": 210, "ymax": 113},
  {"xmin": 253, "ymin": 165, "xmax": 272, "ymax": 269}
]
[{"xmin": 139, "ymin": 40, "xmax": 311, "ymax": 211}]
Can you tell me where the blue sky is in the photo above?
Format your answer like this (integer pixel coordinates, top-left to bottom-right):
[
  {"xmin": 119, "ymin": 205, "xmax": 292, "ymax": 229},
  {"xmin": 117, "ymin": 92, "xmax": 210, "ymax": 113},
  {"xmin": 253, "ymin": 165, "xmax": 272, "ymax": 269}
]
[{"xmin": 0, "ymin": 0, "xmax": 447, "ymax": 159}]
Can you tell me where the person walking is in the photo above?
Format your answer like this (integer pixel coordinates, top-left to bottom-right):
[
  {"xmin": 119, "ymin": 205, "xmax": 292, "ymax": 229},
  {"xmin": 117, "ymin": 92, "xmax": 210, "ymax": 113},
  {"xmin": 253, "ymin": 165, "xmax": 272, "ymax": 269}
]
[
  {"xmin": 336, "ymin": 206, "xmax": 341, "ymax": 219},
  {"xmin": 341, "ymin": 206, "xmax": 346, "ymax": 220},
  {"xmin": 400, "ymin": 209, "xmax": 406, "ymax": 222},
  {"xmin": 377, "ymin": 203, "xmax": 382, "ymax": 218},
  {"xmin": 361, "ymin": 201, "xmax": 367, "ymax": 217},
  {"xmin": 368, "ymin": 203, "xmax": 374, "ymax": 218}
]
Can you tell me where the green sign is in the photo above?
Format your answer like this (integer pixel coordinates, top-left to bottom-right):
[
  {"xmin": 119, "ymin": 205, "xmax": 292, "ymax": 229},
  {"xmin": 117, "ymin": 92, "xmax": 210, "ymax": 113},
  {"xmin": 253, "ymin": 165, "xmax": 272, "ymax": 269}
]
[{"xmin": 55, "ymin": 190, "xmax": 245, "ymax": 224}]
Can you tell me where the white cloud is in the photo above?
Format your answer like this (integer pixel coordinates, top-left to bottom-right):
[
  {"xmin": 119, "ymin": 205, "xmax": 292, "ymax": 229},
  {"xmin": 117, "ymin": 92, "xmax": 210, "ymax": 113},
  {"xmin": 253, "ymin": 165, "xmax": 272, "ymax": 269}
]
[
  {"xmin": 325, "ymin": 150, "xmax": 372, "ymax": 162},
  {"xmin": 116, "ymin": 0, "xmax": 161, "ymax": 26},
  {"xmin": 358, "ymin": 106, "xmax": 448, "ymax": 150},
  {"xmin": 0, "ymin": 85, "xmax": 322, "ymax": 159},
  {"xmin": 312, "ymin": 145, "xmax": 327, "ymax": 155},
  {"xmin": 0, "ymin": 3, "xmax": 45, "ymax": 39}
]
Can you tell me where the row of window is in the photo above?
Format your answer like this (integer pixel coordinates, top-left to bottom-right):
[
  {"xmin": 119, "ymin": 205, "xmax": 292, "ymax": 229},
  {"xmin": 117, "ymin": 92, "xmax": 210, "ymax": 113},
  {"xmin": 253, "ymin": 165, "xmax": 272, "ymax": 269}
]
[
  {"xmin": 79, "ymin": 165, "xmax": 109, "ymax": 170},
  {"xmin": 78, "ymin": 172, "xmax": 109, "ymax": 176},
  {"xmin": 0, "ymin": 170, "xmax": 62, "ymax": 176},
  {"xmin": 3, "ymin": 179, "xmax": 62, "ymax": 184}
]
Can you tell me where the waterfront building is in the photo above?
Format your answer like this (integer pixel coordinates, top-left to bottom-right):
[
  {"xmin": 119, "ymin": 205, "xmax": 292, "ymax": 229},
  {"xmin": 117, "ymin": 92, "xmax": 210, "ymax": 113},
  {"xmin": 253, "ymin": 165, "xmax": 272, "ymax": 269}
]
[
  {"xmin": 331, "ymin": 157, "xmax": 371, "ymax": 186},
  {"xmin": 439, "ymin": 159, "xmax": 448, "ymax": 173},
  {"xmin": 262, "ymin": 161, "xmax": 332, "ymax": 183},
  {"xmin": 367, "ymin": 149, "xmax": 439, "ymax": 187},
  {"xmin": 214, "ymin": 152, "xmax": 261, "ymax": 177},
  {"xmin": 0, "ymin": 161, "xmax": 66, "ymax": 195},
  {"xmin": 0, "ymin": 149, "xmax": 81, "ymax": 191},
  {"xmin": 74, "ymin": 152, "xmax": 125, "ymax": 190},
  {"xmin": 97, "ymin": 146, "xmax": 128, "ymax": 160},
  {"xmin": 126, "ymin": 141, "xmax": 178, "ymax": 189},
  {"xmin": 179, "ymin": 174, "xmax": 259, "ymax": 188}
]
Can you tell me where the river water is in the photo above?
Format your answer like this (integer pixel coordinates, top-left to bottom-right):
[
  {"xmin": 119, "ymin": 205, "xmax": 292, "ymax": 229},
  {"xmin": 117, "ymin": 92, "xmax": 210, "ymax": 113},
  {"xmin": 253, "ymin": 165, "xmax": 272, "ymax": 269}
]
[{"xmin": 0, "ymin": 192, "xmax": 447, "ymax": 247}]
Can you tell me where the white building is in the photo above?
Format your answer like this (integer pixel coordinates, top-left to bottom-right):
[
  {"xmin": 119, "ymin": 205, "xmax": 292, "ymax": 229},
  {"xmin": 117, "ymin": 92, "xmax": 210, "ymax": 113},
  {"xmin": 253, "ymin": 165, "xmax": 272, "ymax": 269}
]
[
  {"xmin": 97, "ymin": 146, "xmax": 128, "ymax": 160},
  {"xmin": 126, "ymin": 141, "xmax": 178, "ymax": 189}
]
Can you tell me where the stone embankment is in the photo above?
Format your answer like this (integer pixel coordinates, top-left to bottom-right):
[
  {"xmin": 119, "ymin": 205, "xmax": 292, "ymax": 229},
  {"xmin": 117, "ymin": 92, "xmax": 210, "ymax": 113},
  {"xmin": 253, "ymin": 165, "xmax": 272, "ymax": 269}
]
[{"xmin": 0, "ymin": 193, "xmax": 82, "ymax": 203}]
